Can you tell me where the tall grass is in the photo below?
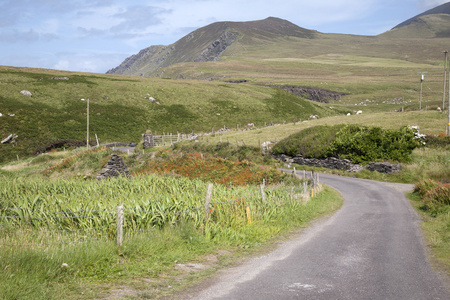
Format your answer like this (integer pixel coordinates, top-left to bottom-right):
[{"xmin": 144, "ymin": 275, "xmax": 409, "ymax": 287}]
[{"xmin": 0, "ymin": 172, "xmax": 342, "ymax": 299}]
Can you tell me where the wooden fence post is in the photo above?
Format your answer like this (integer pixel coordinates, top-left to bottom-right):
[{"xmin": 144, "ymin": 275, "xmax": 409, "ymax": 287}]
[
  {"xmin": 204, "ymin": 183, "xmax": 213, "ymax": 218},
  {"xmin": 116, "ymin": 205, "xmax": 123, "ymax": 247},
  {"xmin": 260, "ymin": 181, "xmax": 266, "ymax": 204}
]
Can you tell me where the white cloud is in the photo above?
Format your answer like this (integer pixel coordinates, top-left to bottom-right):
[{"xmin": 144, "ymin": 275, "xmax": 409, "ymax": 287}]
[{"xmin": 53, "ymin": 52, "xmax": 129, "ymax": 73}]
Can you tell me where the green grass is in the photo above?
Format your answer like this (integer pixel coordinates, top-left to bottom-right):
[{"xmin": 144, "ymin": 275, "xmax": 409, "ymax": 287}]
[
  {"xmin": 0, "ymin": 66, "xmax": 336, "ymax": 164},
  {"xmin": 197, "ymin": 111, "xmax": 448, "ymax": 148},
  {"xmin": 408, "ymin": 192, "xmax": 450, "ymax": 279},
  {"xmin": 0, "ymin": 170, "xmax": 342, "ymax": 299}
]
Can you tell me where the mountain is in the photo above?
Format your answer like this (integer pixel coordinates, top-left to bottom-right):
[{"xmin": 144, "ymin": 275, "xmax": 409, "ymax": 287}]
[
  {"xmin": 393, "ymin": 2, "xmax": 450, "ymax": 29},
  {"xmin": 106, "ymin": 17, "xmax": 318, "ymax": 77},
  {"xmin": 381, "ymin": 2, "xmax": 450, "ymax": 38}
]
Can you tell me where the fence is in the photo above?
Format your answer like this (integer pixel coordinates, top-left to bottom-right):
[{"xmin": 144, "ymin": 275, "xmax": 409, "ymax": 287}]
[
  {"xmin": 0, "ymin": 171, "xmax": 320, "ymax": 250},
  {"xmin": 142, "ymin": 119, "xmax": 303, "ymax": 150},
  {"xmin": 143, "ymin": 132, "xmax": 197, "ymax": 148}
]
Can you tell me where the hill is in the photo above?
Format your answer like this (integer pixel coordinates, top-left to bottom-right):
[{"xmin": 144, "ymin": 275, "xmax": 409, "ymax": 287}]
[
  {"xmin": 0, "ymin": 66, "xmax": 337, "ymax": 164},
  {"xmin": 393, "ymin": 1, "xmax": 450, "ymax": 29},
  {"xmin": 106, "ymin": 17, "xmax": 318, "ymax": 77},
  {"xmin": 107, "ymin": 4, "xmax": 450, "ymax": 78}
]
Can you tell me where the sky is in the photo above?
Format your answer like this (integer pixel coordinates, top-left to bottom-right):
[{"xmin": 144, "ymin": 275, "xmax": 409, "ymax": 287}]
[{"xmin": 0, "ymin": 0, "xmax": 448, "ymax": 73}]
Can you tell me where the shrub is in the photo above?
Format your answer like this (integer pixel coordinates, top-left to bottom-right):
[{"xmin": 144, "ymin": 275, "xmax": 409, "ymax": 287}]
[
  {"xmin": 424, "ymin": 183, "xmax": 450, "ymax": 206},
  {"xmin": 272, "ymin": 124, "xmax": 419, "ymax": 164},
  {"xmin": 422, "ymin": 134, "xmax": 450, "ymax": 148},
  {"xmin": 414, "ymin": 179, "xmax": 439, "ymax": 197},
  {"xmin": 415, "ymin": 179, "xmax": 450, "ymax": 215},
  {"xmin": 272, "ymin": 125, "xmax": 344, "ymax": 157},
  {"xmin": 134, "ymin": 152, "xmax": 285, "ymax": 186}
]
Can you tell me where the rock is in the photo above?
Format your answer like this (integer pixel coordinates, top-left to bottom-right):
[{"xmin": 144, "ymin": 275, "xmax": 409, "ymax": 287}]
[
  {"xmin": 366, "ymin": 162, "xmax": 401, "ymax": 174},
  {"xmin": 53, "ymin": 77, "xmax": 69, "ymax": 80},
  {"xmin": 271, "ymin": 85, "xmax": 347, "ymax": 103},
  {"xmin": 20, "ymin": 90, "xmax": 32, "ymax": 97},
  {"xmin": 273, "ymin": 154, "xmax": 400, "ymax": 174},
  {"xmin": 96, "ymin": 154, "xmax": 130, "ymax": 180}
]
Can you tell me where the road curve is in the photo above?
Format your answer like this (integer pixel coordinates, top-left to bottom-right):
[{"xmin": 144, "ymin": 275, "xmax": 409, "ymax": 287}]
[{"xmin": 183, "ymin": 174, "xmax": 449, "ymax": 300}]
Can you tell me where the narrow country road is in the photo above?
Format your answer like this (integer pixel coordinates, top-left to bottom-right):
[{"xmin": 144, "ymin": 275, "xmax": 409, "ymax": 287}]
[{"xmin": 183, "ymin": 174, "xmax": 449, "ymax": 300}]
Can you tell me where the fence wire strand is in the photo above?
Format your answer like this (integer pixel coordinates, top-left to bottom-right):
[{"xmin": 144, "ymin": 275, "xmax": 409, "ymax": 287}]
[{"xmin": 1, "ymin": 181, "xmax": 314, "ymax": 248}]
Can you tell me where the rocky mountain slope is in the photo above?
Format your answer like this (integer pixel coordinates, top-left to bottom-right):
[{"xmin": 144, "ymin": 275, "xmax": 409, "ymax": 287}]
[
  {"xmin": 106, "ymin": 17, "xmax": 318, "ymax": 76},
  {"xmin": 107, "ymin": 3, "xmax": 450, "ymax": 78}
]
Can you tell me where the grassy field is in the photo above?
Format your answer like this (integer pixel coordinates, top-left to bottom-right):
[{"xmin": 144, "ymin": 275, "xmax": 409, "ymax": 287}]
[
  {"xmin": 0, "ymin": 154, "xmax": 343, "ymax": 299},
  {"xmin": 197, "ymin": 111, "xmax": 448, "ymax": 147}
]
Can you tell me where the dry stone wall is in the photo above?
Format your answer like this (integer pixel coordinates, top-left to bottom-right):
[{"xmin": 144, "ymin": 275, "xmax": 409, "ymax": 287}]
[
  {"xmin": 96, "ymin": 153, "xmax": 130, "ymax": 180},
  {"xmin": 274, "ymin": 154, "xmax": 400, "ymax": 174}
]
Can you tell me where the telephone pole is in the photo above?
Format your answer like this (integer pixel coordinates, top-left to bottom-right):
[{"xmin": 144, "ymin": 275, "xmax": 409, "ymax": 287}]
[{"xmin": 443, "ymin": 51, "xmax": 448, "ymax": 111}]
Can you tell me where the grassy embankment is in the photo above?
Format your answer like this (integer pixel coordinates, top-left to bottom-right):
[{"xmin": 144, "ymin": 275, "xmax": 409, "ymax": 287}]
[{"xmin": 409, "ymin": 179, "xmax": 450, "ymax": 279}]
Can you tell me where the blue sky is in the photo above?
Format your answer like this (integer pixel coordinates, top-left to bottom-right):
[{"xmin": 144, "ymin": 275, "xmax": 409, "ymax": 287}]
[{"xmin": 0, "ymin": 0, "xmax": 448, "ymax": 73}]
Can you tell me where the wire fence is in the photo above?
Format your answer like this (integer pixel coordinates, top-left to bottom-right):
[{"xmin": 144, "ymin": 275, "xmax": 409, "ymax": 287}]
[{"xmin": 0, "ymin": 171, "xmax": 320, "ymax": 250}]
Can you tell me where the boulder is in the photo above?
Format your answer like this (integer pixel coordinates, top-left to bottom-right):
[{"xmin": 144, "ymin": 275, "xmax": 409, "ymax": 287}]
[{"xmin": 366, "ymin": 162, "xmax": 401, "ymax": 174}]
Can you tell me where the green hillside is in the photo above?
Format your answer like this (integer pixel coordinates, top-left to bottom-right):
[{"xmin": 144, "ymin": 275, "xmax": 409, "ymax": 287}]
[
  {"xmin": 3, "ymin": 12, "xmax": 450, "ymax": 164},
  {"xmin": 0, "ymin": 66, "xmax": 338, "ymax": 164}
]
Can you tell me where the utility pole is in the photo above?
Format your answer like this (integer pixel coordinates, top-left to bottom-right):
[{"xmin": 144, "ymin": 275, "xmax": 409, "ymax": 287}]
[
  {"xmin": 443, "ymin": 51, "xmax": 448, "ymax": 111},
  {"xmin": 448, "ymin": 61, "xmax": 450, "ymax": 135},
  {"xmin": 418, "ymin": 72, "xmax": 427, "ymax": 111},
  {"xmin": 81, "ymin": 98, "xmax": 90, "ymax": 148}
]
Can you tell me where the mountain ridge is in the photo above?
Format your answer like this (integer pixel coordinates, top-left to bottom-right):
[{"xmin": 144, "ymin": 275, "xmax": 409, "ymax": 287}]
[
  {"xmin": 393, "ymin": 1, "xmax": 450, "ymax": 29},
  {"xmin": 107, "ymin": 3, "xmax": 450, "ymax": 77},
  {"xmin": 106, "ymin": 17, "xmax": 318, "ymax": 76}
]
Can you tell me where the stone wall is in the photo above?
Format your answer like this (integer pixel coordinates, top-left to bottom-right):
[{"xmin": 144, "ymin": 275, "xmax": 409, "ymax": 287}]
[
  {"xmin": 96, "ymin": 153, "xmax": 130, "ymax": 180},
  {"xmin": 273, "ymin": 154, "xmax": 400, "ymax": 174},
  {"xmin": 143, "ymin": 132, "xmax": 154, "ymax": 149}
]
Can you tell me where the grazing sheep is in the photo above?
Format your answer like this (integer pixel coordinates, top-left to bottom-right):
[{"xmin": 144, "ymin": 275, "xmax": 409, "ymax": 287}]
[{"xmin": 20, "ymin": 90, "xmax": 32, "ymax": 97}]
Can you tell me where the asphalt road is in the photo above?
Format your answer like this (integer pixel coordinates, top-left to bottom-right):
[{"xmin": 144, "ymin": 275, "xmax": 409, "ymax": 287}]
[{"xmin": 184, "ymin": 174, "xmax": 449, "ymax": 299}]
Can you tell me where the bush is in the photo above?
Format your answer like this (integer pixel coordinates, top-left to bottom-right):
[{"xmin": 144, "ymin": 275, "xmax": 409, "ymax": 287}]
[
  {"xmin": 422, "ymin": 134, "xmax": 450, "ymax": 149},
  {"xmin": 272, "ymin": 124, "xmax": 419, "ymax": 164},
  {"xmin": 424, "ymin": 183, "xmax": 450, "ymax": 206},
  {"xmin": 415, "ymin": 179, "xmax": 450, "ymax": 215},
  {"xmin": 272, "ymin": 125, "xmax": 344, "ymax": 158},
  {"xmin": 414, "ymin": 179, "xmax": 439, "ymax": 197},
  {"xmin": 134, "ymin": 152, "xmax": 286, "ymax": 186}
]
